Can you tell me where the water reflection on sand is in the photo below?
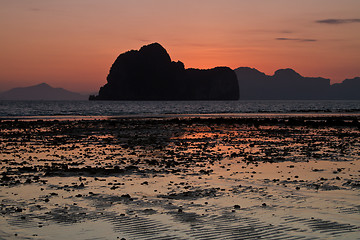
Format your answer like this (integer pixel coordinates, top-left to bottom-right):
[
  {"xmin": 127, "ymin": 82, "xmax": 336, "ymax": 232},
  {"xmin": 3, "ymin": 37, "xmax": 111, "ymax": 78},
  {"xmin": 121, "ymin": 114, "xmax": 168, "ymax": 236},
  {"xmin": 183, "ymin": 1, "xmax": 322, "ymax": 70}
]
[{"xmin": 0, "ymin": 117, "xmax": 359, "ymax": 239}]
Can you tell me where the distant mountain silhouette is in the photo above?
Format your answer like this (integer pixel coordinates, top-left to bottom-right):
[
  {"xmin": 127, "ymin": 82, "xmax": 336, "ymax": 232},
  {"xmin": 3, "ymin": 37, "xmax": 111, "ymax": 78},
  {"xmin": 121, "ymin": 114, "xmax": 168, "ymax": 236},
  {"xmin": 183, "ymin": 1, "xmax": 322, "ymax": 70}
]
[
  {"xmin": 0, "ymin": 83, "xmax": 86, "ymax": 100},
  {"xmin": 235, "ymin": 67, "xmax": 359, "ymax": 100},
  {"xmin": 329, "ymin": 77, "xmax": 360, "ymax": 100},
  {"xmin": 90, "ymin": 43, "xmax": 239, "ymax": 100}
]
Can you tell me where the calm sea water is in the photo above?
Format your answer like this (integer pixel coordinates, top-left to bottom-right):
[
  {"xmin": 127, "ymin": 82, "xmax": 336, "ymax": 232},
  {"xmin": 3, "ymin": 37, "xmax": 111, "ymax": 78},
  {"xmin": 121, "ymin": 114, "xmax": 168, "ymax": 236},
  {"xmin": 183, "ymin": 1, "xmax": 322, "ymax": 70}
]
[{"xmin": 0, "ymin": 100, "xmax": 359, "ymax": 119}]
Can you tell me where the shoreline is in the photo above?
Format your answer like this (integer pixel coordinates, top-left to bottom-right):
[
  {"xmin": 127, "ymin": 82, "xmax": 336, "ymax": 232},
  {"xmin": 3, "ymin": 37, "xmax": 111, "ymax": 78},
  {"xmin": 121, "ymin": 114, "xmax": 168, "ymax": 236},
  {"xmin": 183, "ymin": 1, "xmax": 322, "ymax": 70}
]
[{"xmin": 1, "ymin": 111, "xmax": 360, "ymax": 121}]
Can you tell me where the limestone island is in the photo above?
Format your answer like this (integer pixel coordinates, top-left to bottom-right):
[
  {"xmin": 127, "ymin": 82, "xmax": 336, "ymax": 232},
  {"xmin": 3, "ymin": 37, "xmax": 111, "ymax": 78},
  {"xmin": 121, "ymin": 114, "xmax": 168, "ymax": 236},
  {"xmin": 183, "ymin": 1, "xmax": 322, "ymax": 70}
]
[{"xmin": 90, "ymin": 43, "xmax": 239, "ymax": 100}]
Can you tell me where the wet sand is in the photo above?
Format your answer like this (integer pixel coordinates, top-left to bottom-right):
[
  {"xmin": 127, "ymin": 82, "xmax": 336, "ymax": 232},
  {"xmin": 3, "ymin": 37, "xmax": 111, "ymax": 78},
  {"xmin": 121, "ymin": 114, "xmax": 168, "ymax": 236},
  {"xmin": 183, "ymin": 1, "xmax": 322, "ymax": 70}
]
[{"xmin": 1, "ymin": 117, "xmax": 359, "ymax": 239}]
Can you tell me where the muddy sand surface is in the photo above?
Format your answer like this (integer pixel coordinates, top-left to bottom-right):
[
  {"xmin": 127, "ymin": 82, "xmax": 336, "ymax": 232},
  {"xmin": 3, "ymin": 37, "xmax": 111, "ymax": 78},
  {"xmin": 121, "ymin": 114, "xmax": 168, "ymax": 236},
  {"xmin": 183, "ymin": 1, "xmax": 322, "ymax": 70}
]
[{"xmin": 1, "ymin": 117, "xmax": 359, "ymax": 239}]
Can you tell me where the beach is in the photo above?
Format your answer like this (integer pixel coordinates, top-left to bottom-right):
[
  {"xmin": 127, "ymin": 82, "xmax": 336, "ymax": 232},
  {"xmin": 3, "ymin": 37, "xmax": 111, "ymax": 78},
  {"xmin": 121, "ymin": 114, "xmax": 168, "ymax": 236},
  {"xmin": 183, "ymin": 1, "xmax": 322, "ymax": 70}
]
[{"xmin": 1, "ymin": 116, "xmax": 359, "ymax": 239}]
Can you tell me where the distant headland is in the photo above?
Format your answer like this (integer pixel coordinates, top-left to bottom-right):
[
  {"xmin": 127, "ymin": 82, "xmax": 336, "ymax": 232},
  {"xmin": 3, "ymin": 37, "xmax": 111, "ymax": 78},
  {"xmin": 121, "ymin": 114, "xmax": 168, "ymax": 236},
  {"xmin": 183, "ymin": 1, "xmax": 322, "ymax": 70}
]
[
  {"xmin": 90, "ymin": 43, "xmax": 239, "ymax": 100},
  {"xmin": 0, "ymin": 83, "xmax": 86, "ymax": 101},
  {"xmin": 235, "ymin": 67, "xmax": 360, "ymax": 100}
]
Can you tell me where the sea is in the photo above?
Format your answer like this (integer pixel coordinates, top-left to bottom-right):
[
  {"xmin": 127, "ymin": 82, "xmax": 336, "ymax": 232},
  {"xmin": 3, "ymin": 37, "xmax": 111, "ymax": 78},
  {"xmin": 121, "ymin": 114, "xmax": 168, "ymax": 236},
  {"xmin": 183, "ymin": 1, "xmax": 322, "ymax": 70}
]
[{"xmin": 0, "ymin": 100, "xmax": 359, "ymax": 120}]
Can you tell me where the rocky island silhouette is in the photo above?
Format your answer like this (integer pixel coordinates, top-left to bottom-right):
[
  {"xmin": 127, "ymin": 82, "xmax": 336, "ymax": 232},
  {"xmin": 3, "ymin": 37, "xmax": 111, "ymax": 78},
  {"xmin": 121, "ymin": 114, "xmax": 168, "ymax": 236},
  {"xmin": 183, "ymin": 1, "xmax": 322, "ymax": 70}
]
[
  {"xmin": 1, "ymin": 42, "xmax": 358, "ymax": 101},
  {"xmin": 90, "ymin": 43, "xmax": 359, "ymax": 101},
  {"xmin": 90, "ymin": 43, "xmax": 239, "ymax": 100}
]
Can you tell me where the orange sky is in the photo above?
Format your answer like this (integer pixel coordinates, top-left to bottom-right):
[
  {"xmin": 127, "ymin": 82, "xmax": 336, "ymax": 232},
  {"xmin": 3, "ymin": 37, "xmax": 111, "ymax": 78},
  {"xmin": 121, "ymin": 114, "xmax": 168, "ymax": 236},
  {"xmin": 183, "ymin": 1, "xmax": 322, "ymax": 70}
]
[{"xmin": 1, "ymin": 0, "xmax": 360, "ymax": 93}]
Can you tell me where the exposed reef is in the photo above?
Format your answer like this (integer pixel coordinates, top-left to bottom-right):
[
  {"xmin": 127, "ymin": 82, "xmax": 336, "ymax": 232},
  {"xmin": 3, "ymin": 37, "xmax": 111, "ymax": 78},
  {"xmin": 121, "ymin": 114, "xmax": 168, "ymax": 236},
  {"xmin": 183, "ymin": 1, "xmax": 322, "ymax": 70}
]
[{"xmin": 1, "ymin": 117, "xmax": 359, "ymax": 239}]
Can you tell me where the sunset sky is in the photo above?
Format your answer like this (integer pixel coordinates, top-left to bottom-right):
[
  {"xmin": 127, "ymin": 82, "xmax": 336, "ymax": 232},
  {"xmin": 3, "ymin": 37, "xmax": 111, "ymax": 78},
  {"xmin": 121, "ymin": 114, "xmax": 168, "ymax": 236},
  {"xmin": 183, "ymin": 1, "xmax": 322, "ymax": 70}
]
[{"xmin": 1, "ymin": 0, "xmax": 359, "ymax": 93}]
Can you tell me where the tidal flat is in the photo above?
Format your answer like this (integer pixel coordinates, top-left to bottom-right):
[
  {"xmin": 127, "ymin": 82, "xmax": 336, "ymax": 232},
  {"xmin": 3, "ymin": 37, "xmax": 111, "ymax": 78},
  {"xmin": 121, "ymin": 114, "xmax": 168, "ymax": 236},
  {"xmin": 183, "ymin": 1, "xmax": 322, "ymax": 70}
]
[{"xmin": 0, "ymin": 117, "xmax": 359, "ymax": 239}]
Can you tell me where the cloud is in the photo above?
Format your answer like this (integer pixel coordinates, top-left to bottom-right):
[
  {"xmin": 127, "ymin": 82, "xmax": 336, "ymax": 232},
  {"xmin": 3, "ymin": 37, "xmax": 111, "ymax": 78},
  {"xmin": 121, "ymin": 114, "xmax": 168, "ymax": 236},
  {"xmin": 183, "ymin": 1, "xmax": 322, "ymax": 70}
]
[
  {"xmin": 237, "ymin": 29, "xmax": 294, "ymax": 34},
  {"xmin": 280, "ymin": 30, "xmax": 294, "ymax": 34},
  {"xmin": 275, "ymin": 38, "xmax": 317, "ymax": 42},
  {"xmin": 316, "ymin": 19, "xmax": 360, "ymax": 24}
]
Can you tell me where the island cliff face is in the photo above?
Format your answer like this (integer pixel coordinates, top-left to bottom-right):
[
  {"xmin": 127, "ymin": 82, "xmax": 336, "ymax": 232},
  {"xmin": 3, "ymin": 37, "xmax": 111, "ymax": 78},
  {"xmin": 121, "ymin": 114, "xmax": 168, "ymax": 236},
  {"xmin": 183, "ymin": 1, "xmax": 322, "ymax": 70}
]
[{"xmin": 91, "ymin": 43, "xmax": 239, "ymax": 100}]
